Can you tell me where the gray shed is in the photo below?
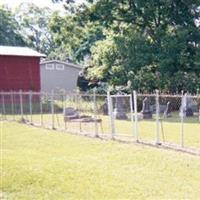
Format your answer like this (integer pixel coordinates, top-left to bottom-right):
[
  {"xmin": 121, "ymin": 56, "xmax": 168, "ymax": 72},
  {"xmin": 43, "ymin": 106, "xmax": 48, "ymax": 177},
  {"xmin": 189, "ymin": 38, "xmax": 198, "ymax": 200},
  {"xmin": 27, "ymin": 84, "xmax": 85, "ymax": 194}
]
[{"xmin": 40, "ymin": 60, "xmax": 82, "ymax": 92}]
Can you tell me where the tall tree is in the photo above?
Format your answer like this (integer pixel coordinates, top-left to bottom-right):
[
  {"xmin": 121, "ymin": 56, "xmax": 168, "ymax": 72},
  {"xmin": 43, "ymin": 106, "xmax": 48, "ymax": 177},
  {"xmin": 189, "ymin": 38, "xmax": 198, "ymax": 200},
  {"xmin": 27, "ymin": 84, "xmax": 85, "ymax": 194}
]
[
  {"xmin": 51, "ymin": 0, "xmax": 200, "ymax": 92},
  {"xmin": 15, "ymin": 3, "xmax": 54, "ymax": 54},
  {"xmin": 86, "ymin": 0, "xmax": 200, "ymax": 92},
  {"xmin": 0, "ymin": 6, "xmax": 26, "ymax": 46},
  {"xmin": 49, "ymin": 6, "xmax": 104, "ymax": 62}
]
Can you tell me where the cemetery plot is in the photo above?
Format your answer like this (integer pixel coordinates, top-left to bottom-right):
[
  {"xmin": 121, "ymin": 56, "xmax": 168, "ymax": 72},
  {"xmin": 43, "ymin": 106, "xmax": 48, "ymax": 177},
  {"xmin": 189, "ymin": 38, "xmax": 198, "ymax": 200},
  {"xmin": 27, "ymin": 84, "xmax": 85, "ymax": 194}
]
[
  {"xmin": 156, "ymin": 94, "xmax": 200, "ymax": 148},
  {"xmin": 0, "ymin": 91, "xmax": 199, "ymax": 151},
  {"xmin": 110, "ymin": 94, "xmax": 134, "ymax": 140},
  {"xmin": 183, "ymin": 95, "xmax": 200, "ymax": 148},
  {"xmin": 95, "ymin": 95, "xmax": 110, "ymax": 136},
  {"xmin": 137, "ymin": 94, "xmax": 156, "ymax": 143},
  {"xmin": 158, "ymin": 95, "xmax": 183, "ymax": 146},
  {"xmin": 62, "ymin": 93, "xmax": 105, "ymax": 136},
  {"xmin": 74, "ymin": 94, "xmax": 96, "ymax": 135}
]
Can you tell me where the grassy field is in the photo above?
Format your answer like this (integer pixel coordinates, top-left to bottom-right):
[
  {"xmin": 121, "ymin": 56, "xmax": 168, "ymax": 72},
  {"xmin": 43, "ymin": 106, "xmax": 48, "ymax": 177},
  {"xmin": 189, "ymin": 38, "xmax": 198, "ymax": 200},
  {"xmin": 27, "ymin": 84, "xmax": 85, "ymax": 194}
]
[{"xmin": 1, "ymin": 121, "xmax": 200, "ymax": 199}]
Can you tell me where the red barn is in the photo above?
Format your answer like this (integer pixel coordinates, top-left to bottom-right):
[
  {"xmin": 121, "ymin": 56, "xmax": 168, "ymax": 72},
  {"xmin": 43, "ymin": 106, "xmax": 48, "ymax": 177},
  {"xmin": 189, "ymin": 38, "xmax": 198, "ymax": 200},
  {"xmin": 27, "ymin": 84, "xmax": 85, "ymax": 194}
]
[{"xmin": 0, "ymin": 46, "xmax": 45, "ymax": 91}]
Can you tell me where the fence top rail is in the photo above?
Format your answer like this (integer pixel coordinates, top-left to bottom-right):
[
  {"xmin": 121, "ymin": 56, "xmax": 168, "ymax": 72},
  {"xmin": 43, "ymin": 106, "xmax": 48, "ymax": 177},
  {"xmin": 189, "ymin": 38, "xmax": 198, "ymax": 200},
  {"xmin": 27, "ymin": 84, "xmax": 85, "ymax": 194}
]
[
  {"xmin": 0, "ymin": 91, "xmax": 48, "ymax": 95},
  {"xmin": 110, "ymin": 94, "xmax": 131, "ymax": 97},
  {"xmin": 159, "ymin": 94, "xmax": 183, "ymax": 98},
  {"xmin": 135, "ymin": 93, "xmax": 199, "ymax": 98},
  {"xmin": 137, "ymin": 93, "xmax": 156, "ymax": 97},
  {"xmin": 0, "ymin": 91, "xmax": 199, "ymax": 99},
  {"xmin": 77, "ymin": 93, "xmax": 106, "ymax": 97},
  {"xmin": 159, "ymin": 94, "xmax": 199, "ymax": 98}
]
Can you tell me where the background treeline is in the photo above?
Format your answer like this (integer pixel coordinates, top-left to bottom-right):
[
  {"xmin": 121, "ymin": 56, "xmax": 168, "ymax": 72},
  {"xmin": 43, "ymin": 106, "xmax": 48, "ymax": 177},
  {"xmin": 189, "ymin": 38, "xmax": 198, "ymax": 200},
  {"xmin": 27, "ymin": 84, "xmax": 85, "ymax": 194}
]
[{"xmin": 1, "ymin": 0, "xmax": 200, "ymax": 93}]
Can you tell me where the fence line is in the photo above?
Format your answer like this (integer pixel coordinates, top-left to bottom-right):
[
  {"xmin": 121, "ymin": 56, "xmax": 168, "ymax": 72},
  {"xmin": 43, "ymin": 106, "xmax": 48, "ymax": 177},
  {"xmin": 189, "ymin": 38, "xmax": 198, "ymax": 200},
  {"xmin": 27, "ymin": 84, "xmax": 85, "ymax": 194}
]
[{"xmin": 0, "ymin": 90, "xmax": 200, "ymax": 153}]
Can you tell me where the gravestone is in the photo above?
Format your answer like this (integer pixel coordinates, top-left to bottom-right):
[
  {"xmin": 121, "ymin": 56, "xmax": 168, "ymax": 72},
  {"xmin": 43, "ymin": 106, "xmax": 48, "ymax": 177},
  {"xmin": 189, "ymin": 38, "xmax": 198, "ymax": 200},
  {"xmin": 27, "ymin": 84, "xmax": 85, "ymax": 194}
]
[
  {"xmin": 63, "ymin": 107, "xmax": 79, "ymax": 121},
  {"xmin": 63, "ymin": 107, "xmax": 78, "ymax": 116},
  {"xmin": 101, "ymin": 98, "xmax": 108, "ymax": 115},
  {"xmin": 199, "ymin": 107, "xmax": 200, "ymax": 122},
  {"xmin": 186, "ymin": 96, "xmax": 194, "ymax": 116},
  {"xmin": 150, "ymin": 104, "xmax": 166, "ymax": 114},
  {"xmin": 163, "ymin": 101, "xmax": 171, "ymax": 118},
  {"xmin": 113, "ymin": 97, "xmax": 128, "ymax": 120},
  {"xmin": 140, "ymin": 97, "xmax": 152, "ymax": 119},
  {"xmin": 179, "ymin": 95, "xmax": 193, "ymax": 117}
]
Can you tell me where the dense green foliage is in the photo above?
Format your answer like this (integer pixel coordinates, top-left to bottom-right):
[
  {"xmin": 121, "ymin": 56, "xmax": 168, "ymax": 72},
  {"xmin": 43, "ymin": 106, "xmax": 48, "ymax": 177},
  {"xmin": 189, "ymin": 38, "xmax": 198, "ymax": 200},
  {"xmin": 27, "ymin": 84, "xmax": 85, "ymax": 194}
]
[
  {"xmin": 0, "ymin": 4, "xmax": 54, "ymax": 55},
  {"xmin": 0, "ymin": 6, "xmax": 26, "ymax": 46},
  {"xmin": 15, "ymin": 3, "xmax": 54, "ymax": 55},
  {"xmin": 53, "ymin": 0, "xmax": 200, "ymax": 93}
]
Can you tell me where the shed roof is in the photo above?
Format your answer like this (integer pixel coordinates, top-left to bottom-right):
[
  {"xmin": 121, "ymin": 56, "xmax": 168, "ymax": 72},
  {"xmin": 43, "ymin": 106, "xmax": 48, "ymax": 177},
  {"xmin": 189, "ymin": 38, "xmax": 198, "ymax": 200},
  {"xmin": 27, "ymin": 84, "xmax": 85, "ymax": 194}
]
[
  {"xmin": 40, "ymin": 60, "xmax": 82, "ymax": 69},
  {"xmin": 0, "ymin": 46, "xmax": 46, "ymax": 57}
]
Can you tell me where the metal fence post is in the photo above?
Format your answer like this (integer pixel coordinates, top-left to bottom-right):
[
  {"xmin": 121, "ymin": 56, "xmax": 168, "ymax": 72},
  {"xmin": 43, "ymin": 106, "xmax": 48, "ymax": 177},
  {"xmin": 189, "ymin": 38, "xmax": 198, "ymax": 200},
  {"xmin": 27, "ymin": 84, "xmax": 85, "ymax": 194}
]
[
  {"xmin": 129, "ymin": 93, "xmax": 135, "ymax": 139},
  {"xmin": 75, "ymin": 92, "xmax": 79, "ymax": 110},
  {"xmin": 155, "ymin": 90, "xmax": 160, "ymax": 145},
  {"xmin": 197, "ymin": 89, "xmax": 200, "ymax": 122},
  {"xmin": 19, "ymin": 90, "xmax": 24, "ymax": 120},
  {"xmin": 180, "ymin": 91, "xmax": 185, "ymax": 147},
  {"xmin": 64, "ymin": 94, "xmax": 67, "ymax": 130},
  {"xmin": 1, "ymin": 91, "xmax": 6, "ymax": 120},
  {"xmin": 0, "ymin": 91, "xmax": 2, "ymax": 120},
  {"xmin": 107, "ymin": 90, "xmax": 115, "ymax": 139},
  {"xmin": 199, "ymin": 107, "xmax": 200, "ymax": 123},
  {"xmin": 93, "ymin": 88, "xmax": 98, "ymax": 137},
  {"xmin": 40, "ymin": 92, "xmax": 43, "ymax": 127},
  {"xmin": 11, "ymin": 91, "xmax": 15, "ymax": 121},
  {"xmin": 29, "ymin": 90, "xmax": 33, "ymax": 124},
  {"xmin": 51, "ymin": 90, "xmax": 55, "ymax": 129},
  {"xmin": 133, "ymin": 90, "xmax": 139, "ymax": 142}
]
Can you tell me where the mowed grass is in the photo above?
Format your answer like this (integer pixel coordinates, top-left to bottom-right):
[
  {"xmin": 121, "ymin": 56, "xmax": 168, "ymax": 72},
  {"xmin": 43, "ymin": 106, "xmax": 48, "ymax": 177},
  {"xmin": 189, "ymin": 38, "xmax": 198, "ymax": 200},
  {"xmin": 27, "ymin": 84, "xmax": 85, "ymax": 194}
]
[
  {"xmin": 1, "ymin": 122, "xmax": 200, "ymax": 199},
  {"xmin": 5, "ymin": 112, "xmax": 200, "ymax": 148}
]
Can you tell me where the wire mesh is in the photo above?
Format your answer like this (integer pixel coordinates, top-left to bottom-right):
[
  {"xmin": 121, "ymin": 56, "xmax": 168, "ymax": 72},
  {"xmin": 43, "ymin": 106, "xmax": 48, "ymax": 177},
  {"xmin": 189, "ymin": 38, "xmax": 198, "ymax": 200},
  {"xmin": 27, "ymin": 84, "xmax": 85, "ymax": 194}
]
[
  {"xmin": 2, "ymin": 93, "xmax": 10, "ymax": 120},
  {"xmin": 95, "ymin": 94, "xmax": 109, "ymax": 136},
  {"xmin": 137, "ymin": 94, "xmax": 156, "ymax": 143},
  {"xmin": 183, "ymin": 95, "xmax": 200, "ymax": 148},
  {"xmin": 53, "ymin": 92, "xmax": 65, "ymax": 130},
  {"xmin": 158, "ymin": 94, "xmax": 183, "ymax": 146},
  {"xmin": 21, "ymin": 92, "xmax": 30, "ymax": 123},
  {"xmin": 62, "ymin": 93, "xmax": 99, "ymax": 136},
  {"xmin": 41, "ymin": 92, "xmax": 52, "ymax": 128},
  {"xmin": 0, "ymin": 90, "xmax": 199, "ymax": 151},
  {"xmin": 110, "ymin": 94, "xmax": 134, "ymax": 140},
  {"xmin": 31, "ymin": 93, "xmax": 41, "ymax": 126},
  {"xmin": 13, "ymin": 92, "xmax": 21, "ymax": 121}
]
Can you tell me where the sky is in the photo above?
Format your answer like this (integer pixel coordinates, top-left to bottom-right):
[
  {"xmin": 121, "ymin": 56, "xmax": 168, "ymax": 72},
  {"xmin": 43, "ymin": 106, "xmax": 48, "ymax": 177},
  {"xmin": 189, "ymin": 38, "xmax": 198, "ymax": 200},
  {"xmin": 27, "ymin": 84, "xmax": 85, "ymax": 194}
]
[{"xmin": 0, "ymin": 0, "xmax": 84, "ymax": 11}]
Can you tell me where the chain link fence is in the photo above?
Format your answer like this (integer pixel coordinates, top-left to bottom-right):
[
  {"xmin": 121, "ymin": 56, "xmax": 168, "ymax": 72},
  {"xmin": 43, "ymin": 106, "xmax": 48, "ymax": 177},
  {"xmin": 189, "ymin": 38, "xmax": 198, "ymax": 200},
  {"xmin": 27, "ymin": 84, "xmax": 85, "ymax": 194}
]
[
  {"xmin": 1, "ymin": 90, "xmax": 200, "ymax": 152},
  {"xmin": 108, "ymin": 94, "xmax": 134, "ymax": 140}
]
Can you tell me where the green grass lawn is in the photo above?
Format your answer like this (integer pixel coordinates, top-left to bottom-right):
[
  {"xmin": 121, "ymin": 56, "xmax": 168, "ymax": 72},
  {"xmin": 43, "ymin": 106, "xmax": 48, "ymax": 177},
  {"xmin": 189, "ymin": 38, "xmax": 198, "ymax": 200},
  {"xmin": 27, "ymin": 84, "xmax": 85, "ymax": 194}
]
[
  {"xmin": 4, "ymin": 111, "xmax": 200, "ymax": 149},
  {"xmin": 1, "ymin": 121, "xmax": 200, "ymax": 199}
]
